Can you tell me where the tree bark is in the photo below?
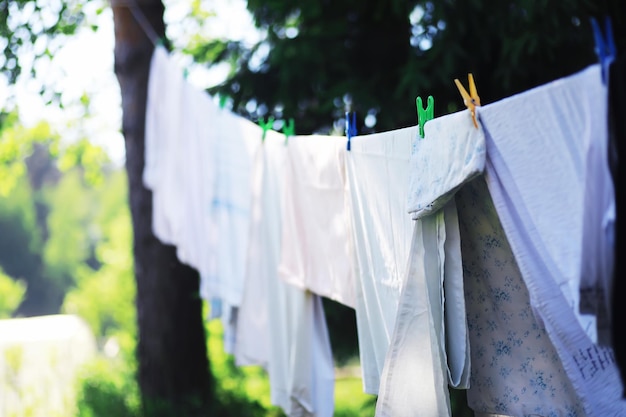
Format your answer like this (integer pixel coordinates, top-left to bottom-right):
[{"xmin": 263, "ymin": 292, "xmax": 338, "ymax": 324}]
[{"xmin": 112, "ymin": 2, "xmax": 212, "ymax": 415}]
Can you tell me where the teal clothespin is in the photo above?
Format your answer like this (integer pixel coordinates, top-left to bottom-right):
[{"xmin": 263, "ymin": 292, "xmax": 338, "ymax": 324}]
[
  {"xmin": 183, "ymin": 68, "xmax": 189, "ymax": 79},
  {"xmin": 259, "ymin": 117, "xmax": 275, "ymax": 142},
  {"xmin": 282, "ymin": 118, "xmax": 295, "ymax": 145},
  {"xmin": 416, "ymin": 96, "xmax": 434, "ymax": 139}
]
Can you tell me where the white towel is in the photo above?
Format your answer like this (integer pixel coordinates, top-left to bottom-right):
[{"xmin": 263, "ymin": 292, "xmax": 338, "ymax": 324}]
[
  {"xmin": 345, "ymin": 126, "xmax": 416, "ymax": 394},
  {"xmin": 407, "ymin": 110, "xmax": 486, "ymax": 219},
  {"xmin": 279, "ymin": 135, "xmax": 356, "ymax": 308},
  {"xmin": 143, "ymin": 45, "xmax": 170, "ymax": 191},
  {"xmin": 175, "ymin": 85, "xmax": 218, "ymax": 276},
  {"xmin": 235, "ymin": 130, "xmax": 335, "ymax": 417},
  {"xmin": 480, "ymin": 64, "xmax": 625, "ymax": 416},
  {"xmin": 144, "ymin": 46, "xmax": 186, "ymax": 246},
  {"xmin": 201, "ymin": 110, "xmax": 263, "ymax": 307}
]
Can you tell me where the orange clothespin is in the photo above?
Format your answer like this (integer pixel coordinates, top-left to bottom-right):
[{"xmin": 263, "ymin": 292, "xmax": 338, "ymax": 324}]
[{"xmin": 454, "ymin": 74, "xmax": 481, "ymax": 128}]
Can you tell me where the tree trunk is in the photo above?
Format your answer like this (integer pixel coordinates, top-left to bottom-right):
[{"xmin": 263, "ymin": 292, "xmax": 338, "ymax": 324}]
[{"xmin": 111, "ymin": 2, "xmax": 212, "ymax": 415}]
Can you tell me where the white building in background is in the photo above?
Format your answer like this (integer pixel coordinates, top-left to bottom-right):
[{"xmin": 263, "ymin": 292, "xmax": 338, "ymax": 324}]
[{"xmin": 0, "ymin": 315, "xmax": 96, "ymax": 416}]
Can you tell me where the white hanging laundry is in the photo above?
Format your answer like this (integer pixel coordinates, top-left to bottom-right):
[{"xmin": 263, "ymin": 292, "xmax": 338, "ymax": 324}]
[
  {"xmin": 144, "ymin": 45, "xmax": 186, "ymax": 246},
  {"xmin": 579, "ymin": 75, "xmax": 615, "ymax": 345},
  {"xmin": 479, "ymin": 64, "xmax": 625, "ymax": 416},
  {"xmin": 406, "ymin": 110, "xmax": 486, "ymax": 219},
  {"xmin": 201, "ymin": 110, "xmax": 264, "ymax": 307},
  {"xmin": 457, "ymin": 176, "xmax": 585, "ymax": 417},
  {"xmin": 376, "ymin": 111, "xmax": 477, "ymax": 417},
  {"xmin": 345, "ymin": 126, "xmax": 416, "ymax": 394},
  {"xmin": 376, "ymin": 201, "xmax": 463, "ymax": 417},
  {"xmin": 175, "ymin": 83, "xmax": 218, "ymax": 276},
  {"xmin": 235, "ymin": 130, "xmax": 335, "ymax": 417},
  {"xmin": 279, "ymin": 135, "xmax": 356, "ymax": 308},
  {"xmin": 144, "ymin": 45, "xmax": 169, "ymax": 192}
]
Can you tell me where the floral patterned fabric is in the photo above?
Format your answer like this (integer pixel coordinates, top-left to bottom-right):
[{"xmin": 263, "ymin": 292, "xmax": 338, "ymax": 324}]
[{"xmin": 456, "ymin": 177, "xmax": 585, "ymax": 417}]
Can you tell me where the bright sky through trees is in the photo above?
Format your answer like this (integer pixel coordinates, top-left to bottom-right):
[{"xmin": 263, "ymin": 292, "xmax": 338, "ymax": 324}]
[{"xmin": 2, "ymin": 0, "xmax": 261, "ymax": 167}]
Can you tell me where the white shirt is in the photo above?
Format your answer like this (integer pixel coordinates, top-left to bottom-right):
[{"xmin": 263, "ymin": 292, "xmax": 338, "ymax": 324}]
[
  {"xmin": 345, "ymin": 126, "xmax": 416, "ymax": 394},
  {"xmin": 279, "ymin": 135, "xmax": 356, "ymax": 308}
]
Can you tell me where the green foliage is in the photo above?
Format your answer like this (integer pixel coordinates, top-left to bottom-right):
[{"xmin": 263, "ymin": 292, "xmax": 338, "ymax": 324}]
[
  {"xmin": 75, "ymin": 358, "xmax": 141, "ymax": 417},
  {"xmin": 58, "ymin": 139, "xmax": 109, "ymax": 186},
  {"xmin": 0, "ymin": 113, "xmax": 115, "ymax": 315},
  {"xmin": 0, "ymin": 173, "xmax": 47, "ymax": 313},
  {"xmin": 0, "ymin": 0, "xmax": 87, "ymax": 87},
  {"xmin": 62, "ymin": 171, "xmax": 136, "ymax": 347},
  {"xmin": 194, "ymin": 0, "xmax": 622, "ymax": 135},
  {"xmin": 334, "ymin": 373, "xmax": 376, "ymax": 417},
  {"xmin": 204, "ymin": 319, "xmax": 284, "ymax": 417},
  {"xmin": 0, "ymin": 116, "xmax": 59, "ymax": 196},
  {"xmin": 0, "ymin": 266, "xmax": 26, "ymax": 318},
  {"xmin": 43, "ymin": 171, "xmax": 98, "ymax": 290}
]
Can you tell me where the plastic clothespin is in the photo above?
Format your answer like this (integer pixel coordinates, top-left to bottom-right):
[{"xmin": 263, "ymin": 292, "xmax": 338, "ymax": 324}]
[
  {"xmin": 345, "ymin": 112, "xmax": 357, "ymax": 151},
  {"xmin": 183, "ymin": 68, "xmax": 189, "ymax": 80},
  {"xmin": 259, "ymin": 116, "xmax": 275, "ymax": 142},
  {"xmin": 218, "ymin": 94, "xmax": 228, "ymax": 110},
  {"xmin": 454, "ymin": 73, "xmax": 481, "ymax": 129},
  {"xmin": 591, "ymin": 16, "xmax": 616, "ymax": 85},
  {"xmin": 282, "ymin": 118, "xmax": 295, "ymax": 145},
  {"xmin": 416, "ymin": 96, "xmax": 434, "ymax": 139}
]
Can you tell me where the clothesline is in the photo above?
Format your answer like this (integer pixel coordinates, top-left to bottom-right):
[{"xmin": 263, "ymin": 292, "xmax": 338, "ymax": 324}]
[{"xmin": 144, "ymin": 44, "xmax": 624, "ymax": 417}]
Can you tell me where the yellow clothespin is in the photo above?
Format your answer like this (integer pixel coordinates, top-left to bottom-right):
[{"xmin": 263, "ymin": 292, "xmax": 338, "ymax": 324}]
[{"xmin": 454, "ymin": 74, "xmax": 481, "ymax": 128}]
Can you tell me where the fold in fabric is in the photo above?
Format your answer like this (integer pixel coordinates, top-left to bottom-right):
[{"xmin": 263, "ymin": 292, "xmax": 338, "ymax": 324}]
[
  {"xmin": 377, "ymin": 111, "xmax": 479, "ymax": 416},
  {"xmin": 407, "ymin": 110, "xmax": 486, "ymax": 219},
  {"xmin": 203, "ymin": 111, "xmax": 263, "ymax": 307},
  {"xmin": 376, "ymin": 200, "xmax": 468, "ymax": 417},
  {"xmin": 480, "ymin": 64, "xmax": 625, "ymax": 416},
  {"xmin": 345, "ymin": 127, "xmax": 417, "ymax": 394},
  {"xmin": 144, "ymin": 45, "xmax": 186, "ymax": 246},
  {"xmin": 235, "ymin": 131, "xmax": 335, "ymax": 417},
  {"xmin": 279, "ymin": 135, "xmax": 356, "ymax": 308},
  {"xmin": 175, "ymin": 83, "xmax": 218, "ymax": 281}
]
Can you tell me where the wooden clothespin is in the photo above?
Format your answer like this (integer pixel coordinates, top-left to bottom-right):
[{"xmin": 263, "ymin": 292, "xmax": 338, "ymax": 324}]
[
  {"xmin": 416, "ymin": 96, "xmax": 434, "ymax": 139},
  {"xmin": 454, "ymin": 74, "xmax": 481, "ymax": 129},
  {"xmin": 282, "ymin": 118, "xmax": 295, "ymax": 145},
  {"xmin": 259, "ymin": 117, "xmax": 275, "ymax": 142}
]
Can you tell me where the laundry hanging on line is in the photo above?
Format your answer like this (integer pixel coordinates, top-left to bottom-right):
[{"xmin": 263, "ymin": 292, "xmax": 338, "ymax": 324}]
[{"xmin": 143, "ymin": 44, "xmax": 623, "ymax": 417}]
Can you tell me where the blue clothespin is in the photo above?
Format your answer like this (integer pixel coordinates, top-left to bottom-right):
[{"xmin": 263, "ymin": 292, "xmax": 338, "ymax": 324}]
[
  {"xmin": 282, "ymin": 118, "xmax": 295, "ymax": 145},
  {"xmin": 416, "ymin": 96, "xmax": 434, "ymax": 139},
  {"xmin": 345, "ymin": 112, "xmax": 357, "ymax": 151},
  {"xmin": 259, "ymin": 116, "xmax": 275, "ymax": 142},
  {"xmin": 591, "ymin": 16, "xmax": 616, "ymax": 85}
]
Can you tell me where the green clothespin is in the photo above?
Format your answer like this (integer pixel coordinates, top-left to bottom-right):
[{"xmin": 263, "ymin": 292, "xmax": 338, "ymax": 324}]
[
  {"xmin": 416, "ymin": 96, "xmax": 434, "ymax": 139},
  {"xmin": 183, "ymin": 68, "xmax": 189, "ymax": 79},
  {"xmin": 219, "ymin": 94, "xmax": 228, "ymax": 109},
  {"xmin": 282, "ymin": 118, "xmax": 295, "ymax": 145},
  {"xmin": 259, "ymin": 117, "xmax": 275, "ymax": 142}
]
